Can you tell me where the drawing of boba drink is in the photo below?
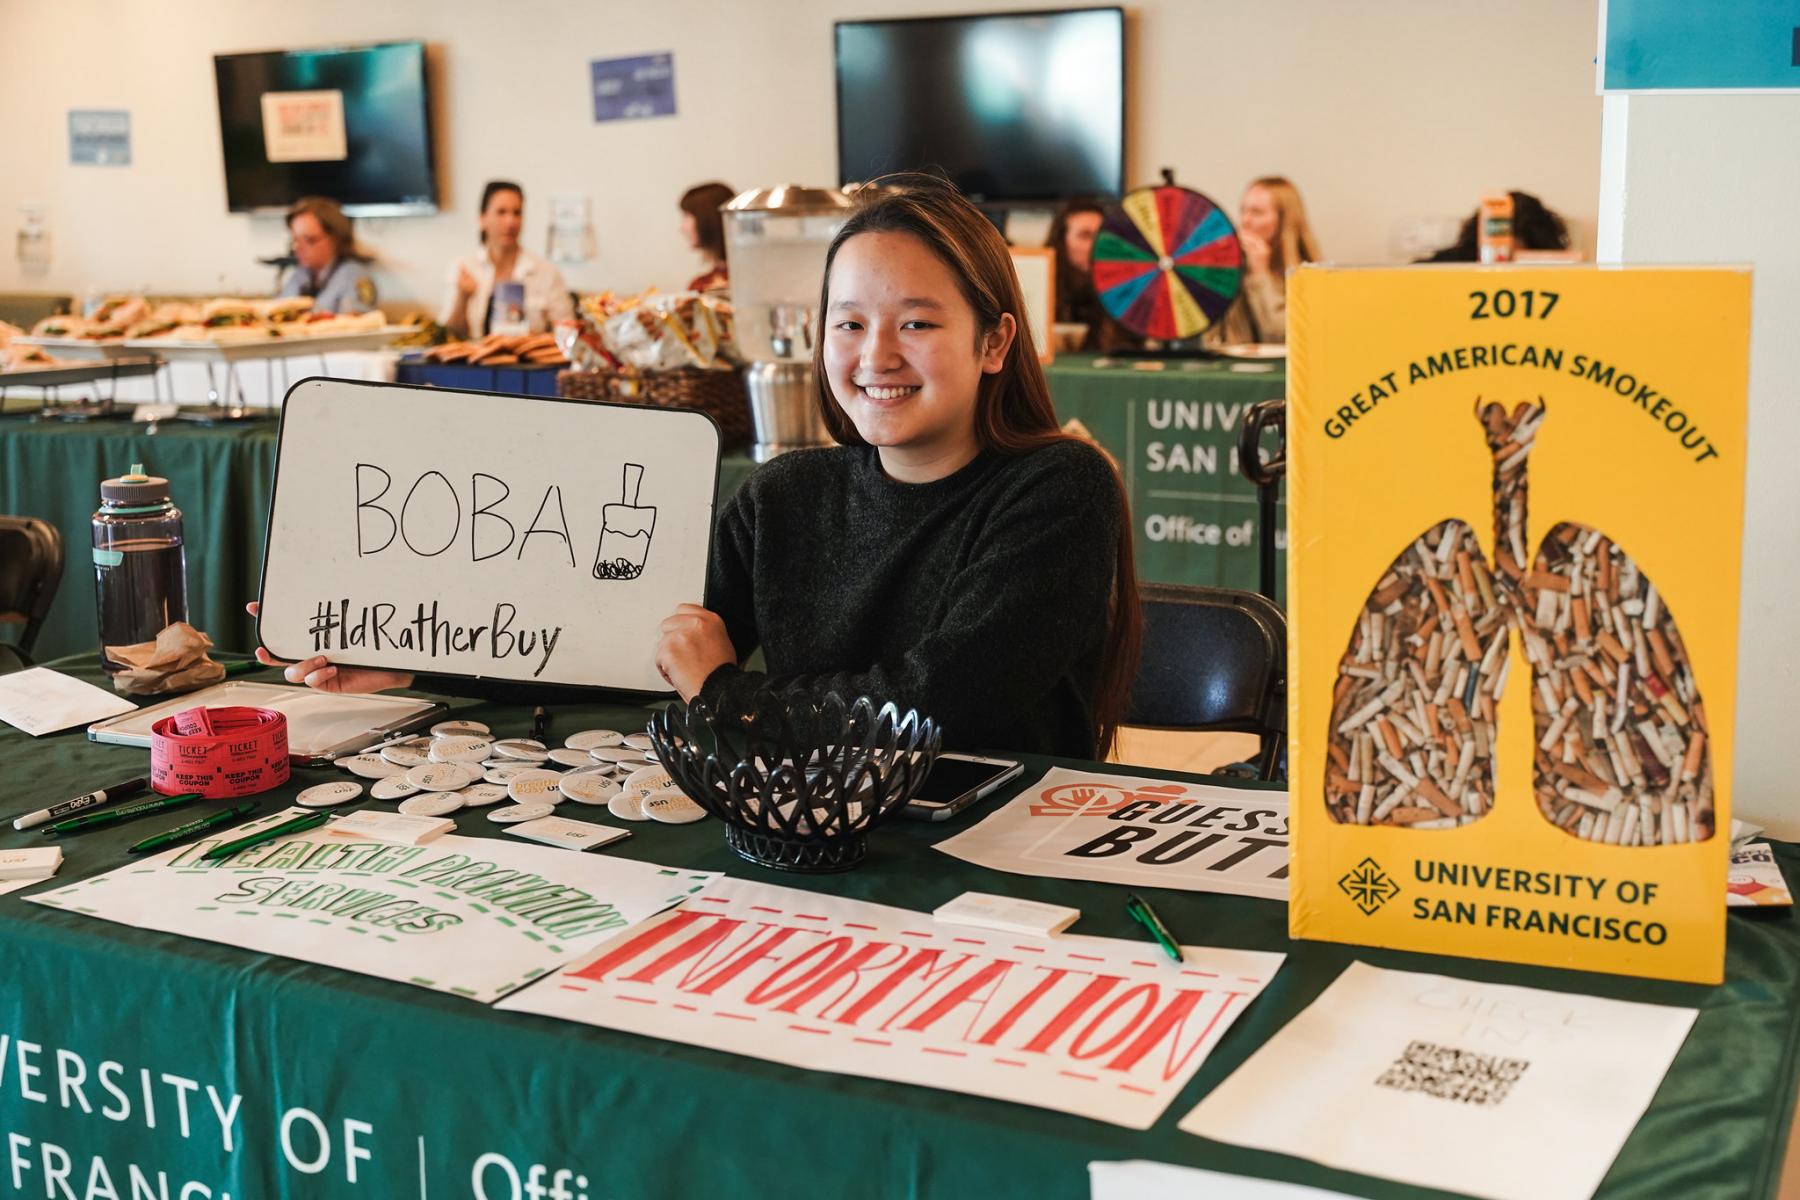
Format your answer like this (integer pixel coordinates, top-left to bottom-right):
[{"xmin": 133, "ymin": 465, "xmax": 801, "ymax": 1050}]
[{"xmin": 593, "ymin": 463, "xmax": 657, "ymax": 580}]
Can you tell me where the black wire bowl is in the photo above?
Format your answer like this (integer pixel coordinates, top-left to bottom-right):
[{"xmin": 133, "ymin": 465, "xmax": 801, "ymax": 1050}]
[{"xmin": 647, "ymin": 691, "xmax": 941, "ymax": 873}]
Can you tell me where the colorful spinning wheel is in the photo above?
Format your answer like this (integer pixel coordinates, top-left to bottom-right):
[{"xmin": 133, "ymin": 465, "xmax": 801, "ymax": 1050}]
[{"xmin": 1093, "ymin": 184, "xmax": 1243, "ymax": 341}]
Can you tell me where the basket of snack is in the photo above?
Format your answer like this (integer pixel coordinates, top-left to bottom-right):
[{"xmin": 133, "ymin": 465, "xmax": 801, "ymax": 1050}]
[{"xmin": 557, "ymin": 290, "xmax": 751, "ymax": 447}]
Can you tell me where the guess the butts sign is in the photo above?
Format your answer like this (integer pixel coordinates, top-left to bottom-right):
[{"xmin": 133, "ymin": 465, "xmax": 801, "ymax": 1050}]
[{"xmin": 259, "ymin": 380, "xmax": 720, "ymax": 692}]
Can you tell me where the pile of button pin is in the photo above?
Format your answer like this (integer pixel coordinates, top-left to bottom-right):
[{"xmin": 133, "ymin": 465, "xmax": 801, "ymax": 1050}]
[{"xmin": 295, "ymin": 720, "xmax": 710, "ymax": 827}]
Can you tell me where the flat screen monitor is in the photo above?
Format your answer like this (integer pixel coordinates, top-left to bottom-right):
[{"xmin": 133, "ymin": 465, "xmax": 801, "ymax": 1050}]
[
  {"xmin": 835, "ymin": 7, "xmax": 1125, "ymax": 203},
  {"xmin": 213, "ymin": 41, "xmax": 437, "ymax": 216}
]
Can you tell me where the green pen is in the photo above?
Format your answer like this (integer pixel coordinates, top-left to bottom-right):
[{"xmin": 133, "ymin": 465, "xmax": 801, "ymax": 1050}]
[
  {"xmin": 221, "ymin": 660, "xmax": 263, "ymax": 678},
  {"xmin": 1126, "ymin": 893, "xmax": 1184, "ymax": 965},
  {"xmin": 41, "ymin": 792, "xmax": 203, "ymax": 837},
  {"xmin": 128, "ymin": 802, "xmax": 260, "ymax": 855},
  {"xmin": 201, "ymin": 809, "xmax": 330, "ymax": 862}
]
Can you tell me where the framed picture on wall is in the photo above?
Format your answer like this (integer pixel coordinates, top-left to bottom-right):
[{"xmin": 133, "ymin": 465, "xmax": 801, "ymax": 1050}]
[{"xmin": 1008, "ymin": 247, "xmax": 1056, "ymax": 365}]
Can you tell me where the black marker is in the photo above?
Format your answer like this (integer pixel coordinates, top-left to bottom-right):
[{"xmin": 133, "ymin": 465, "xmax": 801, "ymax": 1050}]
[{"xmin": 13, "ymin": 777, "xmax": 151, "ymax": 832}]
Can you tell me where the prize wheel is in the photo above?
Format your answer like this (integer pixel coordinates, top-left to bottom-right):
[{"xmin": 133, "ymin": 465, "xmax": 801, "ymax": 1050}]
[{"xmin": 1093, "ymin": 184, "xmax": 1242, "ymax": 341}]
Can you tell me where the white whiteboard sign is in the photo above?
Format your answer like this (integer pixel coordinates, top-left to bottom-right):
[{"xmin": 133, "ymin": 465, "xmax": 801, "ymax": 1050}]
[{"xmin": 258, "ymin": 379, "xmax": 721, "ymax": 692}]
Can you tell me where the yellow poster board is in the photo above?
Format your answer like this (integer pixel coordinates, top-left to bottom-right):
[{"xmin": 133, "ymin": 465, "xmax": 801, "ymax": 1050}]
[{"xmin": 1286, "ymin": 266, "xmax": 1749, "ymax": 984}]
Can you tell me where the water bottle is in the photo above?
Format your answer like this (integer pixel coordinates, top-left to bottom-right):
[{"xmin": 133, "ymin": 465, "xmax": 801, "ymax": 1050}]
[{"xmin": 92, "ymin": 463, "xmax": 189, "ymax": 671}]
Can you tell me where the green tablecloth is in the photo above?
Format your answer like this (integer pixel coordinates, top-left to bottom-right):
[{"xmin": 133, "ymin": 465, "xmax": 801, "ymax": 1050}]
[
  {"xmin": 1046, "ymin": 354, "xmax": 1287, "ymax": 596},
  {"xmin": 0, "ymin": 415, "xmax": 759, "ymax": 663},
  {"xmin": 1, "ymin": 657, "xmax": 1793, "ymax": 1199}
]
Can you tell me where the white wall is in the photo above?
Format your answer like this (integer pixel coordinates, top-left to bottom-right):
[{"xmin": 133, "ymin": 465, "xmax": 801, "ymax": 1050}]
[
  {"xmin": 1598, "ymin": 91, "xmax": 1800, "ymax": 838},
  {"xmin": 0, "ymin": 0, "xmax": 1602, "ymax": 307}
]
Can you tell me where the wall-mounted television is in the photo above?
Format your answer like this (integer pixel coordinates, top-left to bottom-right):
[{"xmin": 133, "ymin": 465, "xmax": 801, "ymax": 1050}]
[
  {"xmin": 835, "ymin": 7, "xmax": 1125, "ymax": 203},
  {"xmin": 213, "ymin": 40, "xmax": 438, "ymax": 216}
]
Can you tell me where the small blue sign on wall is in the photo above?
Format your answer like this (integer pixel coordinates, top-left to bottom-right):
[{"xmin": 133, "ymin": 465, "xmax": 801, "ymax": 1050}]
[
  {"xmin": 1601, "ymin": 0, "xmax": 1800, "ymax": 92},
  {"xmin": 591, "ymin": 53, "xmax": 677, "ymax": 122},
  {"xmin": 69, "ymin": 110, "xmax": 131, "ymax": 165}
]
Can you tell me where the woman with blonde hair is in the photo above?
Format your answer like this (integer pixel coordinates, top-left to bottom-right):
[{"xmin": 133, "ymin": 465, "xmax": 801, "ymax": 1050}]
[{"xmin": 1217, "ymin": 175, "xmax": 1320, "ymax": 345}]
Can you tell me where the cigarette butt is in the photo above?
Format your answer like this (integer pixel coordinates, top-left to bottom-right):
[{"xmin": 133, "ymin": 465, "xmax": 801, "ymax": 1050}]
[
  {"xmin": 1524, "ymin": 570, "xmax": 1570, "ymax": 593},
  {"xmin": 1570, "ymin": 668, "xmax": 1595, "ymax": 708},
  {"xmin": 1647, "ymin": 628, "xmax": 1677, "ymax": 681},
  {"xmin": 1451, "ymin": 605, "xmax": 1482, "ymax": 662},
  {"xmin": 1327, "ymin": 742, "xmax": 1351, "ymax": 773},
  {"xmin": 1598, "ymin": 631, "xmax": 1629, "ymax": 664},
  {"xmin": 1377, "ymin": 717, "xmax": 1403, "ymax": 760},
  {"xmin": 1424, "ymin": 575, "xmax": 1451, "ymax": 615},
  {"xmin": 1456, "ymin": 551, "xmax": 1478, "ymax": 604},
  {"xmin": 1572, "ymin": 597, "xmax": 1592, "ymax": 644},
  {"xmin": 1681, "ymin": 732, "xmax": 1705, "ymax": 782},
  {"xmin": 1414, "ymin": 777, "xmax": 1462, "ymax": 818},
  {"xmin": 1389, "ymin": 806, "xmax": 1443, "ymax": 825}
]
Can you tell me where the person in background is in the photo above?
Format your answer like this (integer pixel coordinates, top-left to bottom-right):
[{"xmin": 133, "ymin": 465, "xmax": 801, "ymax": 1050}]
[
  {"xmin": 277, "ymin": 197, "xmax": 377, "ymax": 315},
  {"xmin": 1215, "ymin": 176, "xmax": 1321, "ymax": 345},
  {"xmin": 1045, "ymin": 198, "xmax": 1139, "ymax": 352},
  {"xmin": 441, "ymin": 180, "xmax": 574, "ymax": 338},
  {"xmin": 1419, "ymin": 191, "xmax": 1571, "ymax": 262},
  {"xmin": 680, "ymin": 182, "xmax": 736, "ymax": 292}
]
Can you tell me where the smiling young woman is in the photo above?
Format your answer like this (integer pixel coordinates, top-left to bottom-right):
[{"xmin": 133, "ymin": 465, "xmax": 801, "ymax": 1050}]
[{"xmin": 655, "ymin": 175, "xmax": 1142, "ymax": 759}]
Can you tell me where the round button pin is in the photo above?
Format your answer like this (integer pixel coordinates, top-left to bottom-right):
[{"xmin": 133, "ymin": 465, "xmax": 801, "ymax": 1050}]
[
  {"xmin": 587, "ymin": 746, "xmax": 639, "ymax": 764},
  {"xmin": 432, "ymin": 719, "xmax": 491, "ymax": 738},
  {"xmin": 557, "ymin": 772, "xmax": 621, "ymax": 806},
  {"xmin": 507, "ymin": 775, "xmax": 563, "ymax": 804},
  {"xmin": 547, "ymin": 747, "xmax": 595, "ymax": 768},
  {"xmin": 642, "ymin": 790, "xmax": 706, "ymax": 824},
  {"xmin": 621, "ymin": 733, "xmax": 655, "ymax": 752},
  {"xmin": 607, "ymin": 791, "xmax": 648, "ymax": 822},
  {"xmin": 370, "ymin": 775, "xmax": 422, "ymax": 801},
  {"xmin": 297, "ymin": 781, "xmax": 364, "ymax": 808},
  {"xmin": 623, "ymin": 766, "xmax": 674, "ymax": 796},
  {"xmin": 482, "ymin": 764, "xmax": 540, "ymax": 785},
  {"xmin": 491, "ymin": 738, "xmax": 549, "ymax": 761},
  {"xmin": 340, "ymin": 754, "xmax": 407, "ymax": 780},
  {"xmin": 455, "ymin": 783, "xmax": 510, "ymax": 807},
  {"xmin": 488, "ymin": 802, "xmax": 555, "ymax": 824},
  {"xmin": 565, "ymin": 729, "xmax": 624, "ymax": 751},
  {"xmin": 406, "ymin": 763, "xmax": 478, "ymax": 792},
  {"xmin": 379, "ymin": 744, "xmax": 430, "ymax": 768},
  {"xmin": 429, "ymin": 737, "xmax": 494, "ymax": 764},
  {"xmin": 399, "ymin": 793, "xmax": 464, "ymax": 817}
]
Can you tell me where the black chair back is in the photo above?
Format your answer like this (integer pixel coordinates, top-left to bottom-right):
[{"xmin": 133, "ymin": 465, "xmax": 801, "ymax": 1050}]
[
  {"xmin": 1125, "ymin": 582, "xmax": 1286, "ymax": 780},
  {"xmin": 0, "ymin": 516, "xmax": 65, "ymax": 659}
]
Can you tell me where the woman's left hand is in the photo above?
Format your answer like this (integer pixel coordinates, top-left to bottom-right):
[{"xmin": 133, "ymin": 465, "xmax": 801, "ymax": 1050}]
[{"xmin": 655, "ymin": 604, "xmax": 737, "ymax": 701}]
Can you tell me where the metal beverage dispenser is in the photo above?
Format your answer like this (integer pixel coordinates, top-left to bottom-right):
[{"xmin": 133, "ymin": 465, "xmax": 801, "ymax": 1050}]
[{"xmin": 723, "ymin": 186, "xmax": 852, "ymax": 462}]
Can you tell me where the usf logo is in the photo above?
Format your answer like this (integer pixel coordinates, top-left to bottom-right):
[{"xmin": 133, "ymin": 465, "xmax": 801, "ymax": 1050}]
[{"xmin": 1340, "ymin": 857, "xmax": 1400, "ymax": 915}]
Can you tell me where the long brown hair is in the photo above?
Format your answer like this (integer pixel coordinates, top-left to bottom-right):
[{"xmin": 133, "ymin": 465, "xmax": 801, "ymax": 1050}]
[
  {"xmin": 812, "ymin": 175, "xmax": 1143, "ymax": 758},
  {"xmin": 680, "ymin": 182, "xmax": 735, "ymax": 260},
  {"xmin": 1248, "ymin": 175, "xmax": 1320, "ymax": 275},
  {"xmin": 285, "ymin": 196, "xmax": 367, "ymax": 262}
]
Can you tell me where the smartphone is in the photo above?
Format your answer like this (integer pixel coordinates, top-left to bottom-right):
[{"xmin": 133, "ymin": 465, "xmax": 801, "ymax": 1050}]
[{"xmin": 904, "ymin": 752, "xmax": 1025, "ymax": 822}]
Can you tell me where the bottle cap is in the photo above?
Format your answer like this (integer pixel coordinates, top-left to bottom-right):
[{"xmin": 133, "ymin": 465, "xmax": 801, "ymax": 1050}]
[{"xmin": 101, "ymin": 462, "xmax": 172, "ymax": 505}]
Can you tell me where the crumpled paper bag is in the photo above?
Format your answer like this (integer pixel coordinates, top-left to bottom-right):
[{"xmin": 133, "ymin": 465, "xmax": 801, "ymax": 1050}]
[{"xmin": 106, "ymin": 622, "xmax": 226, "ymax": 695}]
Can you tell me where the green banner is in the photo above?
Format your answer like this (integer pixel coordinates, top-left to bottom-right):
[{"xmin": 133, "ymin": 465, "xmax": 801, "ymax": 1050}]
[{"xmin": 1046, "ymin": 356, "xmax": 1287, "ymax": 598}]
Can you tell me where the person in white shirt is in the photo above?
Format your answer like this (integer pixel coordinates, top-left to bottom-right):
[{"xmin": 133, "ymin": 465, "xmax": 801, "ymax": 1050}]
[{"xmin": 439, "ymin": 180, "xmax": 574, "ymax": 338}]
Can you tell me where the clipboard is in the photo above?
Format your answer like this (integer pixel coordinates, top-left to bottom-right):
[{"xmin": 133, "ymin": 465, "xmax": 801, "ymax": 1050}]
[{"xmin": 87, "ymin": 681, "xmax": 446, "ymax": 759}]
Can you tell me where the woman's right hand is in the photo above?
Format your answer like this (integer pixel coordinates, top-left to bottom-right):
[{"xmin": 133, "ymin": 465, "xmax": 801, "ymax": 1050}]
[
  {"xmin": 245, "ymin": 602, "xmax": 416, "ymax": 694},
  {"xmin": 1240, "ymin": 231, "xmax": 1272, "ymax": 277},
  {"xmin": 455, "ymin": 265, "xmax": 478, "ymax": 298}
]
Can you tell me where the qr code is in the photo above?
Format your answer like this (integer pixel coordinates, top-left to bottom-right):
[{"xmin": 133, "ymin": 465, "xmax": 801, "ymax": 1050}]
[{"xmin": 1374, "ymin": 1040, "xmax": 1529, "ymax": 1106}]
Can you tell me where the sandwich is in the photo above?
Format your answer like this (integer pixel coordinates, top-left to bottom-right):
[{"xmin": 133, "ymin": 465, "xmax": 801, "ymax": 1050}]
[
  {"xmin": 256, "ymin": 296, "xmax": 314, "ymax": 324},
  {"xmin": 31, "ymin": 314, "xmax": 90, "ymax": 338},
  {"xmin": 200, "ymin": 298, "xmax": 258, "ymax": 328}
]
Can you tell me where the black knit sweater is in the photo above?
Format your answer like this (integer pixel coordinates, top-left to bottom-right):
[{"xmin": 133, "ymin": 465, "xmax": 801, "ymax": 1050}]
[{"xmin": 698, "ymin": 440, "xmax": 1120, "ymax": 758}]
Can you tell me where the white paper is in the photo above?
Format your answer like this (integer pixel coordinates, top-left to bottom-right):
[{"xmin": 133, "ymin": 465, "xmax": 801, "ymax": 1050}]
[
  {"xmin": 499, "ymin": 877, "xmax": 1283, "ymax": 1129},
  {"xmin": 1090, "ymin": 1160, "xmax": 1363, "ymax": 1200},
  {"xmin": 0, "ymin": 667, "xmax": 136, "ymax": 736},
  {"xmin": 1179, "ymin": 962, "xmax": 1697, "ymax": 1200},
  {"xmin": 935, "ymin": 766, "xmax": 1289, "ymax": 901},
  {"xmin": 0, "ymin": 876, "xmax": 55, "ymax": 898},
  {"xmin": 1727, "ymin": 842, "xmax": 1791, "ymax": 908},
  {"xmin": 260, "ymin": 89, "xmax": 347, "ymax": 163},
  {"xmin": 30, "ymin": 812, "xmax": 716, "ymax": 1003}
]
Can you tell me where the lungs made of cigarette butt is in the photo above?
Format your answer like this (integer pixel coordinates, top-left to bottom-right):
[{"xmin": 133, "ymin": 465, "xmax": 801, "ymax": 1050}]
[{"xmin": 1325, "ymin": 400, "xmax": 1714, "ymax": 845}]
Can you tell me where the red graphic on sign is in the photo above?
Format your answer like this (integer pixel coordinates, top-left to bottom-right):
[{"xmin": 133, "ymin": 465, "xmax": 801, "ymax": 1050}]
[{"xmin": 1031, "ymin": 782, "xmax": 1190, "ymax": 818}]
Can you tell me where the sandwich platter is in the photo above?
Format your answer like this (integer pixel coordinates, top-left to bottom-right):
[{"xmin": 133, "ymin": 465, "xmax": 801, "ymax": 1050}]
[
  {"xmin": 10, "ymin": 336, "xmax": 142, "ymax": 361},
  {"xmin": 125, "ymin": 327, "xmax": 411, "ymax": 363}
]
